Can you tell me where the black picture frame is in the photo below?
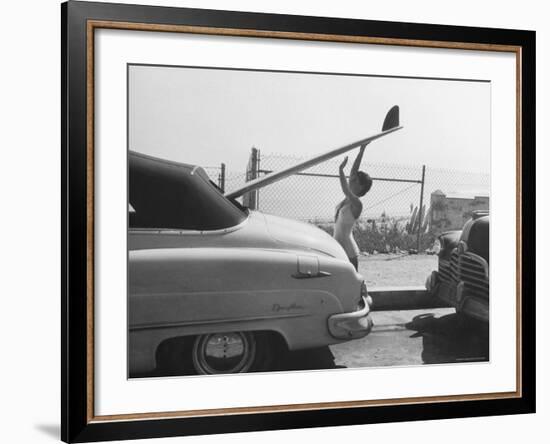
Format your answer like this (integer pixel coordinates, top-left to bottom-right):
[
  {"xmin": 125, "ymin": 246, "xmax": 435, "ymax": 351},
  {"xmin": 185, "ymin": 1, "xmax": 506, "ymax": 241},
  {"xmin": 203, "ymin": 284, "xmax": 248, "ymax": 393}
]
[{"xmin": 62, "ymin": 1, "xmax": 536, "ymax": 442}]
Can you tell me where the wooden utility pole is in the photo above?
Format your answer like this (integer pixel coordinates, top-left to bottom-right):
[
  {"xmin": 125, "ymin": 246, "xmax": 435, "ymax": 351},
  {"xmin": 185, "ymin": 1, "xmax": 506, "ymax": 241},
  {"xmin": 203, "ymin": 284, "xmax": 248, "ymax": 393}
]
[
  {"xmin": 219, "ymin": 162, "xmax": 226, "ymax": 193},
  {"xmin": 243, "ymin": 148, "xmax": 259, "ymax": 209}
]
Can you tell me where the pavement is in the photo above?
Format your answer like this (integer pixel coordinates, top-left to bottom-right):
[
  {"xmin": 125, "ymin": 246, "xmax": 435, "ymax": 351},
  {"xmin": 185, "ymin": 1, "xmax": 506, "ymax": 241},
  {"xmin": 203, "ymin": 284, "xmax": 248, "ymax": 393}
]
[
  {"xmin": 278, "ymin": 308, "xmax": 489, "ymax": 371},
  {"xmin": 139, "ymin": 307, "xmax": 489, "ymax": 377}
]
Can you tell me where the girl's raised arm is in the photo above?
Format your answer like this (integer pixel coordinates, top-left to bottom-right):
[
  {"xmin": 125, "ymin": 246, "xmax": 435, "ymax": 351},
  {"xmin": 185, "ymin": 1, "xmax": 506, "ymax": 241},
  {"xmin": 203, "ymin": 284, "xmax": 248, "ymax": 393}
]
[
  {"xmin": 339, "ymin": 157, "xmax": 363, "ymax": 219},
  {"xmin": 339, "ymin": 158, "xmax": 361, "ymax": 204},
  {"xmin": 351, "ymin": 143, "xmax": 368, "ymax": 177}
]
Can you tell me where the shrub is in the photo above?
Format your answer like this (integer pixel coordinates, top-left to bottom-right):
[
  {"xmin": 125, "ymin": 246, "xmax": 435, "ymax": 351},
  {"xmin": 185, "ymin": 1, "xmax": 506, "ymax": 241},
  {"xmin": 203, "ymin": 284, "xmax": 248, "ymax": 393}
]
[{"xmin": 313, "ymin": 217, "xmax": 436, "ymax": 254}]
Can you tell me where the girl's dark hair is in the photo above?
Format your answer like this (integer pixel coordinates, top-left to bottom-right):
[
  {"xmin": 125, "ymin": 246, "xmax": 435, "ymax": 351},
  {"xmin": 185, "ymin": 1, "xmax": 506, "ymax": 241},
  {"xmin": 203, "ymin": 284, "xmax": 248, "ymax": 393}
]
[{"xmin": 356, "ymin": 171, "xmax": 373, "ymax": 196}]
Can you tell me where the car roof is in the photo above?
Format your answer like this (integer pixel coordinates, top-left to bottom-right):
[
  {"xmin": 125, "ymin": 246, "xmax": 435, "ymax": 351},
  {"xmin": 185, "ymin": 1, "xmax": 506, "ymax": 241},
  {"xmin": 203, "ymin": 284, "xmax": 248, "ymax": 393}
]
[{"xmin": 129, "ymin": 150, "xmax": 201, "ymax": 173}]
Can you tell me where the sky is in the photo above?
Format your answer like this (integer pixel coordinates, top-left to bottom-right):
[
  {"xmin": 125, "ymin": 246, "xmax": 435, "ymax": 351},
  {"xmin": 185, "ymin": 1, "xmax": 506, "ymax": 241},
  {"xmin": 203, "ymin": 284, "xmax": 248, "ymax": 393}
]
[
  {"xmin": 128, "ymin": 65, "xmax": 490, "ymax": 219},
  {"xmin": 128, "ymin": 64, "xmax": 491, "ymax": 175}
]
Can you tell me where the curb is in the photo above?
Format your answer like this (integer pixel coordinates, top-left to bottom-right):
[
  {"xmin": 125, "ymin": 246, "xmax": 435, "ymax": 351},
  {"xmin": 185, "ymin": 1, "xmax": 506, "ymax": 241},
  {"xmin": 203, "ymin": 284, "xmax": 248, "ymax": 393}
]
[{"xmin": 368, "ymin": 286, "xmax": 451, "ymax": 311}]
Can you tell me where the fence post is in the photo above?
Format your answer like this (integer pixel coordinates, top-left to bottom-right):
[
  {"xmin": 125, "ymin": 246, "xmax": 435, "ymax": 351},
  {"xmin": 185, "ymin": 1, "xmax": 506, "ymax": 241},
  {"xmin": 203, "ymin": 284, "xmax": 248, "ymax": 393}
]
[
  {"xmin": 417, "ymin": 165, "xmax": 426, "ymax": 252},
  {"xmin": 219, "ymin": 162, "xmax": 226, "ymax": 193},
  {"xmin": 256, "ymin": 149, "xmax": 261, "ymax": 209},
  {"xmin": 244, "ymin": 147, "xmax": 259, "ymax": 210}
]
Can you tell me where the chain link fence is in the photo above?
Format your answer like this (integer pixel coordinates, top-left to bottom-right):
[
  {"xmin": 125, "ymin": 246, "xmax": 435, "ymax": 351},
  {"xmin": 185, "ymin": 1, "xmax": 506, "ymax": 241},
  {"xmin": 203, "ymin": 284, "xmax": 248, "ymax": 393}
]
[
  {"xmin": 203, "ymin": 165, "xmax": 249, "ymax": 195},
  {"xmin": 204, "ymin": 149, "xmax": 490, "ymax": 253},
  {"xmin": 256, "ymin": 153, "xmax": 424, "ymax": 221}
]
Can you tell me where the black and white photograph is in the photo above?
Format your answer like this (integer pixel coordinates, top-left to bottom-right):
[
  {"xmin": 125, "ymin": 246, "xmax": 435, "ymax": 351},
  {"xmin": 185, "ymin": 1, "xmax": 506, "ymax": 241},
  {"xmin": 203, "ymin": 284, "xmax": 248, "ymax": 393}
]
[
  {"xmin": 127, "ymin": 64, "xmax": 491, "ymax": 377},
  {"xmin": 0, "ymin": 0, "xmax": 543, "ymax": 442},
  {"xmin": 54, "ymin": 1, "xmax": 537, "ymax": 442}
]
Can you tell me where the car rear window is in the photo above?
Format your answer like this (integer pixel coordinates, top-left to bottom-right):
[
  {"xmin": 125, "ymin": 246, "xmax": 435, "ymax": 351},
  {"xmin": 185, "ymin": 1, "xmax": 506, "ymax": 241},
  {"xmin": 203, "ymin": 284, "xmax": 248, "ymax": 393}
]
[{"xmin": 129, "ymin": 152, "xmax": 246, "ymax": 231}]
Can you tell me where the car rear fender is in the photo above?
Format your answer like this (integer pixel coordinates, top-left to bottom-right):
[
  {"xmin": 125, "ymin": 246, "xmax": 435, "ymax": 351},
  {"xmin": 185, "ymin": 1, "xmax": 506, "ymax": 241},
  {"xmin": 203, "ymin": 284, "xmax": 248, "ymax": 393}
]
[{"xmin": 128, "ymin": 248, "xmax": 358, "ymax": 373}]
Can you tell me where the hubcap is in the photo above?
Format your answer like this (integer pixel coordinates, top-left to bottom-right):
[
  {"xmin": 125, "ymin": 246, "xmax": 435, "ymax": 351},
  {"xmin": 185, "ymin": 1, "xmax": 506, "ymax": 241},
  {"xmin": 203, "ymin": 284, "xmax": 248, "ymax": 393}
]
[{"xmin": 193, "ymin": 332, "xmax": 256, "ymax": 374}]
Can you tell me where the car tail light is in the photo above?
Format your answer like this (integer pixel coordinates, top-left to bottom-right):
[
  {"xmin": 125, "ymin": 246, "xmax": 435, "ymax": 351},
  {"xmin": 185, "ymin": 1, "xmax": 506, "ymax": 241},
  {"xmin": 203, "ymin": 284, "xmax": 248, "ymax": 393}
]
[
  {"xmin": 360, "ymin": 281, "xmax": 373, "ymax": 308},
  {"xmin": 360, "ymin": 280, "xmax": 367, "ymax": 298}
]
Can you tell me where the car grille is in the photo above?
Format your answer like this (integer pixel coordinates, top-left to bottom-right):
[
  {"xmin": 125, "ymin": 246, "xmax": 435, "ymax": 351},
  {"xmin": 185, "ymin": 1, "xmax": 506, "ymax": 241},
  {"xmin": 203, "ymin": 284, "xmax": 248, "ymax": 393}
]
[{"xmin": 439, "ymin": 251, "xmax": 489, "ymax": 299}]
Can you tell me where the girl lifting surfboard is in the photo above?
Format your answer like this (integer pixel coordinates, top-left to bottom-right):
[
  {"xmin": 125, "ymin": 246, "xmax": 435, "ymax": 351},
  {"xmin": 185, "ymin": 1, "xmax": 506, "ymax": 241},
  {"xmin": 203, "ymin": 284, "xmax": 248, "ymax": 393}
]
[
  {"xmin": 226, "ymin": 105, "xmax": 401, "ymax": 268},
  {"xmin": 334, "ymin": 145, "xmax": 373, "ymax": 270}
]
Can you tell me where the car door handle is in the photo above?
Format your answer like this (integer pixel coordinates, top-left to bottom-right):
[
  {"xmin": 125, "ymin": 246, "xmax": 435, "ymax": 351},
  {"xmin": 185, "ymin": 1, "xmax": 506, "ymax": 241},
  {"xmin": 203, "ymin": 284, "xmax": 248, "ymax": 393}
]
[{"xmin": 292, "ymin": 271, "xmax": 331, "ymax": 279}]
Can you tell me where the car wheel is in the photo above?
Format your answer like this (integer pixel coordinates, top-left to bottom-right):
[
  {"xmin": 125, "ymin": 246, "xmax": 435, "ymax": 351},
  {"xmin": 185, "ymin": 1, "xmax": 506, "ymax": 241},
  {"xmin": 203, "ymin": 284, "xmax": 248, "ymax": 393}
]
[{"xmin": 192, "ymin": 331, "xmax": 264, "ymax": 374}]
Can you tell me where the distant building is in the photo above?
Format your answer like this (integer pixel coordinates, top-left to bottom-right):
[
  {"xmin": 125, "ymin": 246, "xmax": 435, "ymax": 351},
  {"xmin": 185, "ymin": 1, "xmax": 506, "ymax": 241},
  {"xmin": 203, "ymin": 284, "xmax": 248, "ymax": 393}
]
[{"xmin": 429, "ymin": 190, "xmax": 489, "ymax": 235}]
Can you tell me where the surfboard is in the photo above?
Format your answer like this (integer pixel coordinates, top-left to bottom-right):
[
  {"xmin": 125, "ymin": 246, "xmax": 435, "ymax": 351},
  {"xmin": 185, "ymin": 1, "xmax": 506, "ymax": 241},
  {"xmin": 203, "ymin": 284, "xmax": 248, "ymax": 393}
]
[{"xmin": 225, "ymin": 105, "xmax": 403, "ymax": 199}]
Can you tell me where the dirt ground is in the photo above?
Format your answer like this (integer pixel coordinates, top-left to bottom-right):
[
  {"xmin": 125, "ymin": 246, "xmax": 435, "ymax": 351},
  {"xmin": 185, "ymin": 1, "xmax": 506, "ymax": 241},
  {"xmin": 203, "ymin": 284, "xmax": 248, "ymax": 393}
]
[{"xmin": 358, "ymin": 253, "xmax": 438, "ymax": 288}]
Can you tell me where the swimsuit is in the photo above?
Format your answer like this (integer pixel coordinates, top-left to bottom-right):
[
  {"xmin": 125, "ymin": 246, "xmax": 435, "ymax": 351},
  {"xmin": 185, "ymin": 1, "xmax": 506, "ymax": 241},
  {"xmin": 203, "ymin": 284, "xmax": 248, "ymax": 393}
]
[{"xmin": 333, "ymin": 202, "xmax": 360, "ymax": 269}]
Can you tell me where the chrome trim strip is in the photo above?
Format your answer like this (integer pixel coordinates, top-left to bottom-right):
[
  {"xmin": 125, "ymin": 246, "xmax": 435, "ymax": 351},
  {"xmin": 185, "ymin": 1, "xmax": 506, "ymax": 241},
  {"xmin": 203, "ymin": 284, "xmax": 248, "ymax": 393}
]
[
  {"xmin": 128, "ymin": 214, "xmax": 250, "ymax": 236},
  {"xmin": 130, "ymin": 312, "xmax": 307, "ymax": 331}
]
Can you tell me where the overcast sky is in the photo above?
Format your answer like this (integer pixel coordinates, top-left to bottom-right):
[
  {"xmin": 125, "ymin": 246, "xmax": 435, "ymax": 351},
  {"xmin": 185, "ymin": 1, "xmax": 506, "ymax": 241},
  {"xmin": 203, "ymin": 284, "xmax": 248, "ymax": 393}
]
[{"xmin": 129, "ymin": 65, "xmax": 490, "ymax": 175}]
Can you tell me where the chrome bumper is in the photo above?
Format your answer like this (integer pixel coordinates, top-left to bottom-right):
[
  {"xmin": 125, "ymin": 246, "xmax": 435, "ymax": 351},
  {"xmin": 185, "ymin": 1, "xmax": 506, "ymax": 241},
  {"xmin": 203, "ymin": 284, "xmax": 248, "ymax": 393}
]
[
  {"xmin": 459, "ymin": 296, "xmax": 489, "ymax": 322},
  {"xmin": 428, "ymin": 271, "xmax": 489, "ymax": 322},
  {"xmin": 328, "ymin": 295, "xmax": 373, "ymax": 340}
]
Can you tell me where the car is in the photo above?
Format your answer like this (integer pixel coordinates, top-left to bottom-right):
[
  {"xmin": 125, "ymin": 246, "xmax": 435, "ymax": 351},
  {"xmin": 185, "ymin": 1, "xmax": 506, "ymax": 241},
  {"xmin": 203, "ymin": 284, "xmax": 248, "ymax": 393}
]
[
  {"xmin": 128, "ymin": 151, "xmax": 373, "ymax": 376},
  {"xmin": 425, "ymin": 211, "xmax": 489, "ymax": 322}
]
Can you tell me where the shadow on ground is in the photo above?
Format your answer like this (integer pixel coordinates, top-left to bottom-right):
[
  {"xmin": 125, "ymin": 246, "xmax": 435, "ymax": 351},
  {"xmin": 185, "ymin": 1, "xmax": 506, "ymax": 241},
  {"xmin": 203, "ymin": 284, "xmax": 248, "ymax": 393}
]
[
  {"xmin": 277, "ymin": 346, "xmax": 342, "ymax": 371},
  {"xmin": 136, "ymin": 346, "xmax": 341, "ymax": 378},
  {"xmin": 406, "ymin": 313, "xmax": 489, "ymax": 364}
]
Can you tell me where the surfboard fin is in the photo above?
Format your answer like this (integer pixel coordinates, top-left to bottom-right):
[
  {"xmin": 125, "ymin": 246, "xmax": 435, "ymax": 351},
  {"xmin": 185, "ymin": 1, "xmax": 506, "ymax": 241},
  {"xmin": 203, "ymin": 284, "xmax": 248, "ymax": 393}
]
[{"xmin": 382, "ymin": 105, "xmax": 399, "ymax": 131}]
